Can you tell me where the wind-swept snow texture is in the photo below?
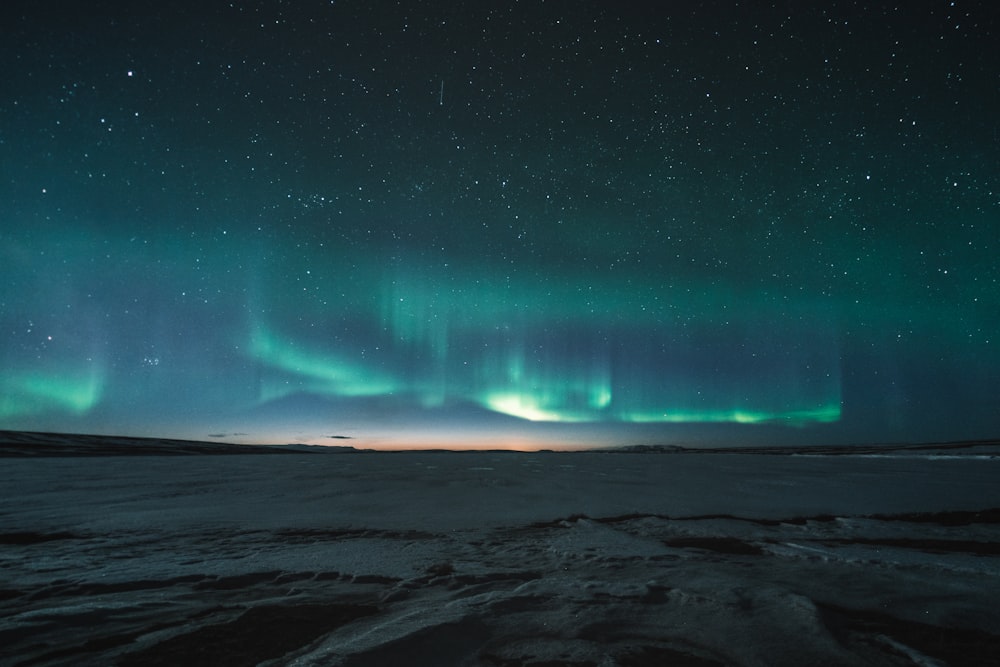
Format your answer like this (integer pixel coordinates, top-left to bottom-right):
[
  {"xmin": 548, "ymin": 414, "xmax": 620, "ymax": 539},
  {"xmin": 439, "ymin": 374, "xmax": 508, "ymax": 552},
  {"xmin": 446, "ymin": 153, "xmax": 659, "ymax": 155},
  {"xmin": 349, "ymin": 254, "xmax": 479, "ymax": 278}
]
[{"xmin": 2, "ymin": 445, "xmax": 999, "ymax": 666}]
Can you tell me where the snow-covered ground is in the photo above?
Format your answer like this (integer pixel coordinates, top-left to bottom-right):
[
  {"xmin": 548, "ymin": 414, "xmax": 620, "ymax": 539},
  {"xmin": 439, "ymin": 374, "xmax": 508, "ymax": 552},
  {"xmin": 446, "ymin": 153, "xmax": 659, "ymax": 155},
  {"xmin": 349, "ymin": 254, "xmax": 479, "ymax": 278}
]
[{"xmin": 2, "ymin": 447, "xmax": 999, "ymax": 666}]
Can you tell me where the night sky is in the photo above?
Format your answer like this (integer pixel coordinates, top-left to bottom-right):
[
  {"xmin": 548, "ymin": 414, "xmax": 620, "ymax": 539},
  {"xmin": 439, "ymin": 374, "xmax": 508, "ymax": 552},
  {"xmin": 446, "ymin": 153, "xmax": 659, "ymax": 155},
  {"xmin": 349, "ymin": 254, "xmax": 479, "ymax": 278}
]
[{"xmin": 2, "ymin": 1, "xmax": 998, "ymax": 449}]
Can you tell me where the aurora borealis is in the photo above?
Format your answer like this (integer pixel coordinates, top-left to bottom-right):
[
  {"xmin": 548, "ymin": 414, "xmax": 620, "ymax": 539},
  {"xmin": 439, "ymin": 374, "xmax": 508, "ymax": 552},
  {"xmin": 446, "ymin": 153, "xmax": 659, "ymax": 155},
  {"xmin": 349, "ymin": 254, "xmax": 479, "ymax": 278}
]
[{"xmin": 1, "ymin": 1, "xmax": 998, "ymax": 448}]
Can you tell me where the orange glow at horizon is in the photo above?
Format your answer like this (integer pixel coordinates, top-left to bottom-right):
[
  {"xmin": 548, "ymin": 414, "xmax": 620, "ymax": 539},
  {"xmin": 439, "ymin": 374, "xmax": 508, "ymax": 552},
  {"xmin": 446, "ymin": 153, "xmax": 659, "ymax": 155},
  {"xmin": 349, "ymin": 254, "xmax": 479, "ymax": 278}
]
[{"xmin": 214, "ymin": 427, "xmax": 611, "ymax": 452}]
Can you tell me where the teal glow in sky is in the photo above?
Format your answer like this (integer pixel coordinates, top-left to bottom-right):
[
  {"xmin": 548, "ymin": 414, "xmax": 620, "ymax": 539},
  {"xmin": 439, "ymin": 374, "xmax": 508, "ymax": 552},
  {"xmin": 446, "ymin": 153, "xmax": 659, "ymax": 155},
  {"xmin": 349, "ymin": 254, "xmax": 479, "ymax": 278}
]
[{"xmin": 1, "ymin": 1, "xmax": 998, "ymax": 448}]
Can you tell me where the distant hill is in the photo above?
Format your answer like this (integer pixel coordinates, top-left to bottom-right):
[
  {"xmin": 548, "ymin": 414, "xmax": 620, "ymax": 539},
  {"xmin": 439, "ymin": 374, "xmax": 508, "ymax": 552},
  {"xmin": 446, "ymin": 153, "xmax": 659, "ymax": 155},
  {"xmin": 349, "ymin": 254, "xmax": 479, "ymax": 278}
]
[{"xmin": 0, "ymin": 430, "xmax": 329, "ymax": 457}]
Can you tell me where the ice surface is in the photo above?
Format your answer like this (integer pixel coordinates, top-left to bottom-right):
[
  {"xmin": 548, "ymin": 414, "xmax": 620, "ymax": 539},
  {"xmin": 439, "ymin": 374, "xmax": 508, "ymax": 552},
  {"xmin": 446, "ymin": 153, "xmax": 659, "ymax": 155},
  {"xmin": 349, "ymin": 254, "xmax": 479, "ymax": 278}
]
[{"xmin": 2, "ymin": 444, "xmax": 999, "ymax": 666}]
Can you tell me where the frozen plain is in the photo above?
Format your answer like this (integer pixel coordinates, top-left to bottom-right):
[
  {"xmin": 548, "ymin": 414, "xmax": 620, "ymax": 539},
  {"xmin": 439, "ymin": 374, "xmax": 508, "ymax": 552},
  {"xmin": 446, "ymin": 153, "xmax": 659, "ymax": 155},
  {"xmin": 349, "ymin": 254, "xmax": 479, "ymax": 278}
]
[{"xmin": 2, "ymin": 439, "xmax": 1000, "ymax": 666}]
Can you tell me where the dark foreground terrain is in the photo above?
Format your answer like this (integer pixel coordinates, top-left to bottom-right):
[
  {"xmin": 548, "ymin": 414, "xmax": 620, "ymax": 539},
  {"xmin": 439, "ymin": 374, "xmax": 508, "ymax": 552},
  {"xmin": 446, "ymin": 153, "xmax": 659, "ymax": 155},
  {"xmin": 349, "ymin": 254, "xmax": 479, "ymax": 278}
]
[{"xmin": 2, "ymin": 433, "xmax": 999, "ymax": 666}]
